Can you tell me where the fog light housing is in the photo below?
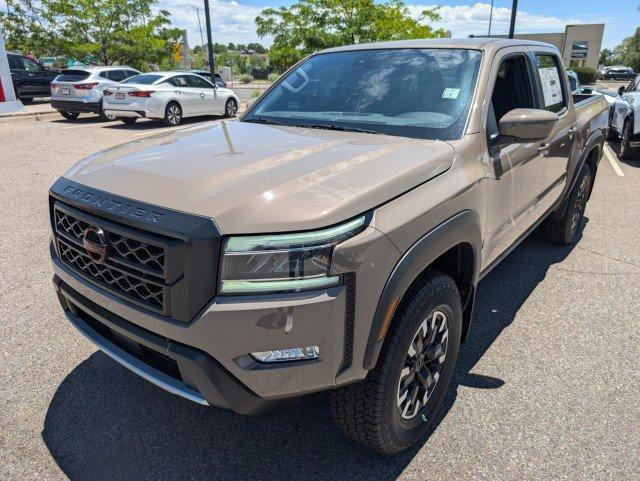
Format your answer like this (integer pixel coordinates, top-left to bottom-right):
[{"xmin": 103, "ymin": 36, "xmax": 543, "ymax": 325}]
[{"xmin": 251, "ymin": 346, "xmax": 319, "ymax": 363}]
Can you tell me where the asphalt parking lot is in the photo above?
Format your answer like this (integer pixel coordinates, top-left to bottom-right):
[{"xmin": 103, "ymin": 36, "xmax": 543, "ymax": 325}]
[{"xmin": 1, "ymin": 105, "xmax": 639, "ymax": 480}]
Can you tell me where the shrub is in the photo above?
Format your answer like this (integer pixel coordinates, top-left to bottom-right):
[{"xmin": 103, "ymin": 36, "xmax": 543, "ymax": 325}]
[
  {"xmin": 267, "ymin": 73, "xmax": 280, "ymax": 83},
  {"xmin": 251, "ymin": 88, "xmax": 262, "ymax": 99},
  {"xmin": 239, "ymin": 74, "xmax": 254, "ymax": 84},
  {"xmin": 573, "ymin": 67, "xmax": 597, "ymax": 85}
]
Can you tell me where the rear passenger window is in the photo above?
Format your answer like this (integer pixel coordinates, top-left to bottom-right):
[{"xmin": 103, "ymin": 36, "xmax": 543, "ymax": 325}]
[
  {"xmin": 8, "ymin": 55, "xmax": 23, "ymax": 70},
  {"xmin": 534, "ymin": 54, "xmax": 566, "ymax": 113},
  {"xmin": 108, "ymin": 70, "xmax": 126, "ymax": 82}
]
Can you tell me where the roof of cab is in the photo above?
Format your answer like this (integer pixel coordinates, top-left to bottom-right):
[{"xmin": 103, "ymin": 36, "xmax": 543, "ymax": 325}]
[{"xmin": 318, "ymin": 37, "xmax": 557, "ymax": 54}]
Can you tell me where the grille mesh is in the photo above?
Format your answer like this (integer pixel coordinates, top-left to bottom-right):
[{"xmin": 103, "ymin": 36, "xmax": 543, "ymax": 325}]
[
  {"xmin": 59, "ymin": 242, "xmax": 164, "ymax": 309},
  {"xmin": 55, "ymin": 209, "xmax": 165, "ymax": 275}
]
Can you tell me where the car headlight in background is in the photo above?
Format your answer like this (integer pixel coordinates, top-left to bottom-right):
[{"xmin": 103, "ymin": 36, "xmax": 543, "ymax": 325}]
[{"xmin": 219, "ymin": 216, "xmax": 366, "ymax": 294}]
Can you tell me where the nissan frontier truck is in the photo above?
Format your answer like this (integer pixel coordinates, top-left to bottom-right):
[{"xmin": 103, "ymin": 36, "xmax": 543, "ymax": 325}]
[{"xmin": 49, "ymin": 39, "xmax": 608, "ymax": 453}]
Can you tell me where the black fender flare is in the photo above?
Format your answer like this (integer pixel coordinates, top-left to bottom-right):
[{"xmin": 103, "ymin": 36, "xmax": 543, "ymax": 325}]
[
  {"xmin": 362, "ymin": 210, "xmax": 482, "ymax": 370},
  {"xmin": 551, "ymin": 128, "xmax": 604, "ymax": 220}
]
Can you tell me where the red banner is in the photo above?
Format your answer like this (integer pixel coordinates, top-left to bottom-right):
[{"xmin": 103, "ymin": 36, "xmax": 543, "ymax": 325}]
[{"xmin": 0, "ymin": 78, "xmax": 5, "ymax": 102}]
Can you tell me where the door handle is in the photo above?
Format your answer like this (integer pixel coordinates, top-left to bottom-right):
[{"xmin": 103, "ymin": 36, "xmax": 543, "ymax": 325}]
[
  {"xmin": 568, "ymin": 125, "xmax": 577, "ymax": 139},
  {"xmin": 174, "ymin": 90, "xmax": 181, "ymax": 94},
  {"xmin": 200, "ymin": 93, "xmax": 205, "ymax": 98}
]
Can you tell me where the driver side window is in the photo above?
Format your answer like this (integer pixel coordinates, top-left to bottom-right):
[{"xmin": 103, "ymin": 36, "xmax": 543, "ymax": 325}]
[
  {"xmin": 626, "ymin": 76, "xmax": 639, "ymax": 92},
  {"xmin": 487, "ymin": 55, "xmax": 535, "ymax": 139},
  {"xmin": 22, "ymin": 57, "xmax": 43, "ymax": 72}
]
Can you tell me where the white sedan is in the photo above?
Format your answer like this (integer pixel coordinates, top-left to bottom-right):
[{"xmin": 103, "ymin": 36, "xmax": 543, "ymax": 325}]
[{"xmin": 103, "ymin": 71, "xmax": 240, "ymax": 126}]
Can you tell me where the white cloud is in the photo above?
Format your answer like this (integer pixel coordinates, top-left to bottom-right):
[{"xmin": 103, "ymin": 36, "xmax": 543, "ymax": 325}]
[
  {"xmin": 409, "ymin": 3, "xmax": 583, "ymax": 38},
  {"xmin": 156, "ymin": 0, "xmax": 270, "ymax": 47}
]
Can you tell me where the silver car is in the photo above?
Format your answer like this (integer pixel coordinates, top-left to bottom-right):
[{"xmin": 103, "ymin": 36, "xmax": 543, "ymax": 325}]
[{"xmin": 50, "ymin": 66, "xmax": 140, "ymax": 120}]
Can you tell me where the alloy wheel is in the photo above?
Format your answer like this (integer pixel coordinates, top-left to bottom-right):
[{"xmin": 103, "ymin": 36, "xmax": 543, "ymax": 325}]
[
  {"xmin": 571, "ymin": 173, "xmax": 590, "ymax": 234},
  {"xmin": 167, "ymin": 104, "xmax": 182, "ymax": 125},
  {"xmin": 226, "ymin": 99, "xmax": 238, "ymax": 117},
  {"xmin": 397, "ymin": 309, "xmax": 449, "ymax": 420}
]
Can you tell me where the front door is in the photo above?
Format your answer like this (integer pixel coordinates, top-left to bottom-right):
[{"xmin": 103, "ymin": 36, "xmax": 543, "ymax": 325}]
[
  {"xmin": 187, "ymin": 74, "xmax": 222, "ymax": 114},
  {"xmin": 482, "ymin": 51, "xmax": 549, "ymax": 269}
]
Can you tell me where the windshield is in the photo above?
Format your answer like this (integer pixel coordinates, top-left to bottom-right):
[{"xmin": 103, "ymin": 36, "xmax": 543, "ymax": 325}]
[
  {"xmin": 243, "ymin": 48, "xmax": 482, "ymax": 140},
  {"xmin": 122, "ymin": 74, "xmax": 162, "ymax": 85}
]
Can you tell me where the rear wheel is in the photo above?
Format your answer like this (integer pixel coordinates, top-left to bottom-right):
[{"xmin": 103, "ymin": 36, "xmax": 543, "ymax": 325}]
[
  {"xmin": 163, "ymin": 102, "xmax": 183, "ymax": 126},
  {"xmin": 224, "ymin": 98, "xmax": 238, "ymax": 117},
  {"xmin": 541, "ymin": 163, "xmax": 592, "ymax": 245},
  {"xmin": 59, "ymin": 111, "xmax": 79, "ymax": 120},
  {"xmin": 120, "ymin": 117, "xmax": 137, "ymax": 125},
  {"xmin": 619, "ymin": 119, "xmax": 634, "ymax": 159},
  {"xmin": 330, "ymin": 270, "xmax": 461, "ymax": 454}
]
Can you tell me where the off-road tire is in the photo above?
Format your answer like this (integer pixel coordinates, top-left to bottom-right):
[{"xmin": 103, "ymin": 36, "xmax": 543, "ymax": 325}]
[
  {"xmin": 59, "ymin": 111, "xmax": 79, "ymax": 120},
  {"xmin": 120, "ymin": 117, "xmax": 137, "ymax": 125},
  {"xmin": 541, "ymin": 163, "xmax": 592, "ymax": 245},
  {"xmin": 618, "ymin": 119, "xmax": 633, "ymax": 159},
  {"xmin": 163, "ymin": 101, "xmax": 183, "ymax": 126},
  {"xmin": 329, "ymin": 270, "xmax": 462, "ymax": 454}
]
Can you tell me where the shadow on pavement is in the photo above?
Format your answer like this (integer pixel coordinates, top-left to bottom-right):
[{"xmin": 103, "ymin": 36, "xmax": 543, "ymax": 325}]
[
  {"xmin": 42, "ymin": 227, "xmax": 583, "ymax": 481},
  {"xmin": 606, "ymin": 139, "xmax": 640, "ymax": 167}
]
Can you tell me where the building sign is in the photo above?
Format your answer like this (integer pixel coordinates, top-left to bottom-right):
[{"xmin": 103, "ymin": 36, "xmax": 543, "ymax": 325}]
[{"xmin": 571, "ymin": 41, "xmax": 589, "ymax": 59}]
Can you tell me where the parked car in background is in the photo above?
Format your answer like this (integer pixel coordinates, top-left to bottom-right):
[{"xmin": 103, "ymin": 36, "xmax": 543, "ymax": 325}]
[
  {"xmin": 609, "ymin": 74, "xmax": 640, "ymax": 158},
  {"xmin": 599, "ymin": 66, "xmax": 636, "ymax": 80},
  {"xmin": 188, "ymin": 70, "xmax": 227, "ymax": 87},
  {"xmin": 7, "ymin": 53, "xmax": 59, "ymax": 103},
  {"xmin": 102, "ymin": 71, "xmax": 239, "ymax": 126},
  {"xmin": 50, "ymin": 66, "xmax": 140, "ymax": 120}
]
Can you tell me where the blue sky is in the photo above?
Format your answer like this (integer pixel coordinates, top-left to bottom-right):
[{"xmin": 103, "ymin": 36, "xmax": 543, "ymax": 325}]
[
  {"xmin": 153, "ymin": 0, "xmax": 640, "ymax": 50},
  {"xmin": 2, "ymin": 0, "xmax": 639, "ymax": 50}
]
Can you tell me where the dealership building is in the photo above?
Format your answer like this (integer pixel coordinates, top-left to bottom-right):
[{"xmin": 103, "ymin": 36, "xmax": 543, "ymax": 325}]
[{"xmin": 474, "ymin": 23, "xmax": 605, "ymax": 70}]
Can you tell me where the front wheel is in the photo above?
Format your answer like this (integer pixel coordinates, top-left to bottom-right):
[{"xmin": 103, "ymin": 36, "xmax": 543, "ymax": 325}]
[
  {"xmin": 606, "ymin": 111, "xmax": 618, "ymax": 141},
  {"xmin": 59, "ymin": 111, "xmax": 79, "ymax": 120},
  {"xmin": 163, "ymin": 102, "xmax": 183, "ymax": 126},
  {"xmin": 619, "ymin": 119, "xmax": 634, "ymax": 159},
  {"xmin": 224, "ymin": 98, "xmax": 238, "ymax": 118},
  {"xmin": 98, "ymin": 102, "xmax": 116, "ymax": 121},
  {"xmin": 330, "ymin": 270, "xmax": 461, "ymax": 454}
]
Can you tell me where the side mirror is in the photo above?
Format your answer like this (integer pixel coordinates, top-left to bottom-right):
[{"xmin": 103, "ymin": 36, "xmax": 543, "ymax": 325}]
[
  {"xmin": 492, "ymin": 108, "xmax": 558, "ymax": 147},
  {"xmin": 618, "ymin": 86, "xmax": 626, "ymax": 96}
]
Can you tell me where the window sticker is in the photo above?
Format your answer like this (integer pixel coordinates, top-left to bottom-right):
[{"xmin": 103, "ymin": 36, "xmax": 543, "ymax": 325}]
[
  {"xmin": 442, "ymin": 88, "xmax": 460, "ymax": 99},
  {"xmin": 538, "ymin": 67, "xmax": 562, "ymax": 107}
]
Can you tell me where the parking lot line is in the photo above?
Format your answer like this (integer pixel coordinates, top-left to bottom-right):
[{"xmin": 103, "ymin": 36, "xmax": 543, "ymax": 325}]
[
  {"xmin": 603, "ymin": 144, "xmax": 625, "ymax": 177},
  {"xmin": 62, "ymin": 122, "xmax": 116, "ymax": 130}
]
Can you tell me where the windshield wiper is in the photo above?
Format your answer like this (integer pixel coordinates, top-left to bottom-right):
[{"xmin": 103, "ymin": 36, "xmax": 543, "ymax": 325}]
[
  {"xmin": 294, "ymin": 123, "xmax": 382, "ymax": 135},
  {"xmin": 243, "ymin": 117, "xmax": 282, "ymax": 125}
]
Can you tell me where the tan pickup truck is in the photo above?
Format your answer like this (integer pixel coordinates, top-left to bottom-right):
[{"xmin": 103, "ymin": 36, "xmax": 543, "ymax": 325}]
[{"xmin": 49, "ymin": 38, "xmax": 608, "ymax": 453}]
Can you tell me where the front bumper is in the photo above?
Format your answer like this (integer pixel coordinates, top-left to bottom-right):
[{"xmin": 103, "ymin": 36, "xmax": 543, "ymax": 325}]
[
  {"xmin": 52, "ymin": 248, "xmax": 351, "ymax": 413},
  {"xmin": 51, "ymin": 100, "xmax": 101, "ymax": 114}
]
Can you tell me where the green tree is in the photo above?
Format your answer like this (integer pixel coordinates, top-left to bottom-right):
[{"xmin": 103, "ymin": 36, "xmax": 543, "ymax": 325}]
[
  {"xmin": 0, "ymin": 0, "xmax": 181, "ymax": 70},
  {"xmin": 613, "ymin": 28, "xmax": 640, "ymax": 72},
  {"xmin": 255, "ymin": 0, "xmax": 445, "ymax": 70},
  {"xmin": 247, "ymin": 42, "xmax": 267, "ymax": 54},
  {"xmin": 598, "ymin": 48, "xmax": 615, "ymax": 67}
]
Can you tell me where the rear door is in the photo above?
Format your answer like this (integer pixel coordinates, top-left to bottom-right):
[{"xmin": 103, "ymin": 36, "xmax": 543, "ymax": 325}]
[
  {"xmin": 166, "ymin": 75, "xmax": 202, "ymax": 115},
  {"xmin": 529, "ymin": 49, "xmax": 576, "ymax": 213},
  {"xmin": 621, "ymin": 75, "xmax": 640, "ymax": 135}
]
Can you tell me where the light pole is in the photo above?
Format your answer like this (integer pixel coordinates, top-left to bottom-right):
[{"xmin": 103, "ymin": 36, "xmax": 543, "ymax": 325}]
[
  {"xmin": 195, "ymin": 7, "xmax": 205, "ymax": 49},
  {"xmin": 488, "ymin": 0, "xmax": 494, "ymax": 37},
  {"xmin": 203, "ymin": 0, "xmax": 216, "ymax": 79},
  {"xmin": 508, "ymin": 0, "xmax": 518, "ymax": 39}
]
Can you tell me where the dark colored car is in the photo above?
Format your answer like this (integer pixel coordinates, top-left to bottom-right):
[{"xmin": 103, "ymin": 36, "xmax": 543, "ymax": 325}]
[
  {"xmin": 7, "ymin": 53, "xmax": 59, "ymax": 103},
  {"xmin": 190, "ymin": 70, "xmax": 227, "ymax": 87},
  {"xmin": 600, "ymin": 67, "xmax": 636, "ymax": 80}
]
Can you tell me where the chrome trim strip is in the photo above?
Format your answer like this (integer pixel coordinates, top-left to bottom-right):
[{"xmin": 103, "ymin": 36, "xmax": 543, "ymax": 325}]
[{"xmin": 64, "ymin": 309, "xmax": 208, "ymax": 406}]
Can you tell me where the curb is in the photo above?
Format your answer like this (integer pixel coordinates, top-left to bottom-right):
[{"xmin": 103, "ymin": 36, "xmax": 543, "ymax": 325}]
[{"xmin": 0, "ymin": 110, "xmax": 58, "ymax": 124}]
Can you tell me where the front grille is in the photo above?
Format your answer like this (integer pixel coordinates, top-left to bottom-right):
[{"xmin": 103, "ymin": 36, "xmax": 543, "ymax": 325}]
[
  {"xmin": 55, "ymin": 209, "xmax": 165, "ymax": 276},
  {"xmin": 52, "ymin": 202, "xmax": 172, "ymax": 314},
  {"xmin": 59, "ymin": 241, "xmax": 164, "ymax": 309}
]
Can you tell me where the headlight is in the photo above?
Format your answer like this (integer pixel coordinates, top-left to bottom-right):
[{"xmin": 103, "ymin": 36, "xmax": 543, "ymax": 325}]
[{"xmin": 219, "ymin": 216, "xmax": 366, "ymax": 294}]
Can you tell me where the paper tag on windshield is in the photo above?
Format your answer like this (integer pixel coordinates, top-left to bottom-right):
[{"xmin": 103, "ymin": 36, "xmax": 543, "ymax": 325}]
[{"xmin": 442, "ymin": 88, "xmax": 460, "ymax": 99}]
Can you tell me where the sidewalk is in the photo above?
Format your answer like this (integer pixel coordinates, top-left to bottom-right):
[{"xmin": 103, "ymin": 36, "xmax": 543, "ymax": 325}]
[{"xmin": 0, "ymin": 98, "xmax": 58, "ymax": 123}]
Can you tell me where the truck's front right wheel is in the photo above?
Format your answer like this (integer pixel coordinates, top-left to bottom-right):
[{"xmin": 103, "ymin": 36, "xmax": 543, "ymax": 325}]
[{"xmin": 329, "ymin": 270, "xmax": 461, "ymax": 454}]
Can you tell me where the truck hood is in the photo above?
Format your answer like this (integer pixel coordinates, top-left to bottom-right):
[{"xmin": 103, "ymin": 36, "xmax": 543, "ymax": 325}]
[{"xmin": 64, "ymin": 121, "xmax": 454, "ymax": 233}]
